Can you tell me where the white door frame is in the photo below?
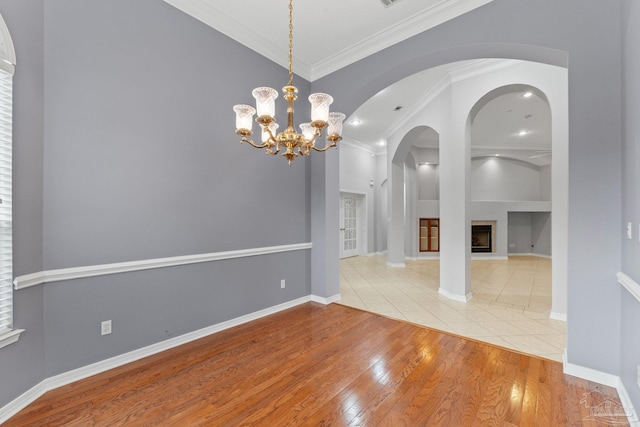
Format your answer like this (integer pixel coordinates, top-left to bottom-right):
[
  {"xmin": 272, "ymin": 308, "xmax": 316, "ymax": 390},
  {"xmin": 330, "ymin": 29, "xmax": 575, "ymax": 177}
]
[{"xmin": 339, "ymin": 191, "xmax": 368, "ymax": 258}]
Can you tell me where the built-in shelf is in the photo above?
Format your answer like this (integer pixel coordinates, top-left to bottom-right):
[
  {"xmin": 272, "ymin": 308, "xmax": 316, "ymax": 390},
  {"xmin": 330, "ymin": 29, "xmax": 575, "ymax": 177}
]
[{"xmin": 419, "ymin": 218, "xmax": 439, "ymax": 252}]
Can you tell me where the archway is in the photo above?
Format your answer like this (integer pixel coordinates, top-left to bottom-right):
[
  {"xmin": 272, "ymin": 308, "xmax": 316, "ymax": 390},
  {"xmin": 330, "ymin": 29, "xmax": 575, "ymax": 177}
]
[
  {"xmin": 314, "ymin": 44, "xmax": 568, "ymax": 319},
  {"xmin": 389, "ymin": 126, "xmax": 441, "ymax": 267},
  {"xmin": 468, "ymin": 84, "xmax": 555, "ymax": 312}
]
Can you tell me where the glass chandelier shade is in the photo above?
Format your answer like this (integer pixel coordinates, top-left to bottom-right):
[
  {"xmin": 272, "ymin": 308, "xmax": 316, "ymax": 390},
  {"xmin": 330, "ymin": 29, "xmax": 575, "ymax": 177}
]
[
  {"xmin": 232, "ymin": 0, "xmax": 345, "ymax": 165},
  {"xmin": 233, "ymin": 104, "xmax": 256, "ymax": 133},
  {"xmin": 252, "ymin": 87, "xmax": 278, "ymax": 118}
]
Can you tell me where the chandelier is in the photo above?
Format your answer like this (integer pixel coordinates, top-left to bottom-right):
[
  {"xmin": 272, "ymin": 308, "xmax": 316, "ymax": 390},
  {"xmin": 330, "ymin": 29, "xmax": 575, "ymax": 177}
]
[{"xmin": 233, "ymin": 0, "xmax": 345, "ymax": 165}]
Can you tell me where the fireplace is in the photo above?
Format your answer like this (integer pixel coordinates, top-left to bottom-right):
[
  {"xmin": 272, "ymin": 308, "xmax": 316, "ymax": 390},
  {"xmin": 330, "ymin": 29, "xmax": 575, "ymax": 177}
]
[{"xmin": 472, "ymin": 225, "xmax": 493, "ymax": 253}]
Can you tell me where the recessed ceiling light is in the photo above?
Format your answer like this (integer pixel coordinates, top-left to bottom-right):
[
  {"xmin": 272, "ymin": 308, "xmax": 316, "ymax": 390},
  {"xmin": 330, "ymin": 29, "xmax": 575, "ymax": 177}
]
[
  {"xmin": 495, "ymin": 154, "xmax": 500, "ymax": 157},
  {"xmin": 518, "ymin": 130, "xmax": 528, "ymax": 136},
  {"xmin": 350, "ymin": 119, "xmax": 361, "ymax": 125},
  {"xmin": 377, "ymin": 141, "xmax": 386, "ymax": 146},
  {"xmin": 523, "ymin": 91, "xmax": 533, "ymax": 98}
]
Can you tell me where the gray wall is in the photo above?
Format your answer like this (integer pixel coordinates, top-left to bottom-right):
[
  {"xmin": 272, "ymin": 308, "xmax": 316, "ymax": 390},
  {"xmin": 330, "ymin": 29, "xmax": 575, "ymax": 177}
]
[
  {"xmin": 508, "ymin": 212, "xmax": 531, "ymax": 254},
  {"xmin": 621, "ymin": 0, "xmax": 640, "ymax": 408},
  {"xmin": 508, "ymin": 212, "xmax": 552, "ymax": 256},
  {"xmin": 0, "ymin": 0, "xmax": 46, "ymax": 409},
  {"xmin": 313, "ymin": 0, "xmax": 623, "ymax": 380},
  {"xmin": 1, "ymin": 0, "xmax": 314, "ymax": 407},
  {"xmin": 471, "ymin": 157, "xmax": 545, "ymax": 201}
]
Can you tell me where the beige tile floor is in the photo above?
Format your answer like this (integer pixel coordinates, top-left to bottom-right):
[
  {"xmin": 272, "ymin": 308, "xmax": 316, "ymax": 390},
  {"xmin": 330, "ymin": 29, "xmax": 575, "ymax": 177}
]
[{"xmin": 338, "ymin": 255, "xmax": 565, "ymax": 362}]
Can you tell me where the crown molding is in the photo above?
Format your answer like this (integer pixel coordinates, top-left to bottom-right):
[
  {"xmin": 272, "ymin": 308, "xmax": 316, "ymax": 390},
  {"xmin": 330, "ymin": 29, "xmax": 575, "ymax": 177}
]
[
  {"xmin": 164, "ymin": 0, "xmax": 495, "ymax": 82},
  {"xmin": 311, "ymin": 0, "xmax": 495, "ymax": 80},
  {"xmin": 163, "ymin": 0, "xmax": 312, "ymax": 80},
  {"xmin": 385, "ymin": 73, "xmax": 451, "ymax": 139},
  {"xmin": 341, "ymin": 139, "xmax": 382, "ymax": 156}
]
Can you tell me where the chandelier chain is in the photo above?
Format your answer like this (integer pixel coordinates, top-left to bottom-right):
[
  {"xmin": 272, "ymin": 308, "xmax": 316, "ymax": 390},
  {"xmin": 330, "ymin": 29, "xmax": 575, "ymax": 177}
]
[{"xmin": 288, "ymin": 0, "xmax": 294, "ymax": 87}]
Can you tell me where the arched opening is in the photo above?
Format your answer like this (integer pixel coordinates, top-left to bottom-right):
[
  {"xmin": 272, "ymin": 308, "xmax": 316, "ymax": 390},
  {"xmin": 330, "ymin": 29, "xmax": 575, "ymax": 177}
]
[
  {"xmin": 336, "ymin": 58, "xmax": 568, "ymax": 361},
  {"xmin": 468, "ymin": 84, "xmax": 555, "ymax": 313}
]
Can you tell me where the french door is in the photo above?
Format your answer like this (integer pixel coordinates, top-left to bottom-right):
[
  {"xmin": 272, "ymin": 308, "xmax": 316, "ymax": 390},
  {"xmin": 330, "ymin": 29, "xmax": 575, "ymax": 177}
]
[{"xmin": 340, "ymin": 195, "xmax": 358, "ymax": 258}]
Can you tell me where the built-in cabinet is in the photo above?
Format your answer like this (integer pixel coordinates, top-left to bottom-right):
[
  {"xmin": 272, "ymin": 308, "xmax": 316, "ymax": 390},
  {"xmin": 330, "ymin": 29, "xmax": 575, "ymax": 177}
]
[{"xmin": 419, "ymin": 218, "xmax": 439, "ymax": 252}]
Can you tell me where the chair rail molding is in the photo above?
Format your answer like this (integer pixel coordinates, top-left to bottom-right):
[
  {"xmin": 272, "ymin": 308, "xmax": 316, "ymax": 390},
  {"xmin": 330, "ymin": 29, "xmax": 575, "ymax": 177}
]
[
  {"xmin": 14, "ymin": 243, "xmax": 312, "ymax": 290},
  {"xmin": 618, "ymin": 271, "xmax": 640, "ymax": 303}
]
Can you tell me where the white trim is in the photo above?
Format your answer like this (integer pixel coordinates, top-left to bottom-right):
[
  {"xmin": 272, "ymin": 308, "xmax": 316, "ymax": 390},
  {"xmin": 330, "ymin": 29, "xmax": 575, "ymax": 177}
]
[
  {"xmin": 406, "ymin": 254, "xmax": 441, "ymax": 260},
  {"xmin": 340, "ymin": 139, "xmax": 379, "ymax": 156},
  {"xmin": 563, "ymin": 351, "xmax": 639, "ymax": 426},
  {"xmin": 14, "ymin": 243, "xmax": 312, "ymax": 290},
  {"xmin": 549, "ymin": 311, "xmax": 567, "ymax": 322},
  {"xmin": 618, "ymin": 381, "xmax": 640, "ymax": 427},
  {"xmin": 0, "ymin": 329, "xmax": 24, "ymax": 349},
  {"xmin": 438, "ymin": 287, "xmax": 472, "ymax": 302},
  {"xmin": 311, "ymin": 293, "xmax": 341, "ymax": 305},
  {"xmin": 310, "ymin": 0, "xmax": 495, "ymax": 80},
  {"xmin": 387, "ymin": 261, "xmax": 406, "ymax": 268},
  {"xmin": 618, "ymin": 272, "xmax": 640, "ymax": 304},
  {"xmin": 508, "ymin": 252, "xmax": 552, "ymax": 259},
  {"xmin": 164, "ymin": 0, "xmax": 495, "ymax": 81},
  {"xmin": 385, "ymin": 73, "xmax": 451, "ymax": 139},
  {"xmin": 0, "ymin": 14, "xmax": 15, "ymax": 74},
  {"xmin": 162, "ymin": 0, "xmax": 312, "ymax": 79},
  {"xmin": 471, "ymin": 255, "xmax": 508, "ymax": 260},
  {"xmin": 0, "ymin": 295, "xmax": 337, "ymax": 424}
]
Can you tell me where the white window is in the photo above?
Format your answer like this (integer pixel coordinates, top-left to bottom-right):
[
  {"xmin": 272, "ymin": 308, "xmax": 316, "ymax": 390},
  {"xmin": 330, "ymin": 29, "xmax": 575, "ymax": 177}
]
[{"xmin": 0, "ymin": 68, "xmax": 17, "ymax": 348}]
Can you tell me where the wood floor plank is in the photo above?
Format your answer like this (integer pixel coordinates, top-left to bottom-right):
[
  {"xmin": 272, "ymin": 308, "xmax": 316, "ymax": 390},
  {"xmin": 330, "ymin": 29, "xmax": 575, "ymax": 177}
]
[{"xmin": 4, "ymin": 303, "xmax": 628, "ymax": 427}]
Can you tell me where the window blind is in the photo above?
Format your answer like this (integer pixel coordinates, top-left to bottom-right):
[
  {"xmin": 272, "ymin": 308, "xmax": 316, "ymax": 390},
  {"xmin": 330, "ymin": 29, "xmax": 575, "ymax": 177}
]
[{"xmin": 0, "ymin": 69, "xmax": 12, "ymax": 334}]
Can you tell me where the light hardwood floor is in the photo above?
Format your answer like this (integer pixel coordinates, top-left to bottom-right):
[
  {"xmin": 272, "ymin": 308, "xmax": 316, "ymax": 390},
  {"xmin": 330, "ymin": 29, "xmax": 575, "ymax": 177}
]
[
  {"xmin": 4, "ymin": 303, "xmax": 626, "ymax": 426},
  {"xmin": 338, "ymin": 255, "xmax": 565, "ymax": 362}
]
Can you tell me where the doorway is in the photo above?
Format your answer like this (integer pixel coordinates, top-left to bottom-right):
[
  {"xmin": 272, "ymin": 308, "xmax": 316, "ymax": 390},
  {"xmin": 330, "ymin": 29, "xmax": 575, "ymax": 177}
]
[{"xmin": 340, "ymin": 192, "xmax": 366, "ymax": 259}]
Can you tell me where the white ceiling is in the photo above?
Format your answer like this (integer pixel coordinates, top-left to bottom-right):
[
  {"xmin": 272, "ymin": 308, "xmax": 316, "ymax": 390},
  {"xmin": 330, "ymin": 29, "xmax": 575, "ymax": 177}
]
[
  {"xmin": 163, "ymin": 0, "xmax": 551, "ymax": 167},
  {"xmin": 163, "ymin": 0, "xmax": 495, "ymax": 81}
]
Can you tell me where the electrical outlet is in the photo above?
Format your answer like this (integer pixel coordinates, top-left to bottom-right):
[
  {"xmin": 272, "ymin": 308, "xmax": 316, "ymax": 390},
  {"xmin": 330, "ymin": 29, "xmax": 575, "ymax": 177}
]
[
  {"xmin": 281, "ymin": 279, "xmax": 286, "ymax": 289},
  {"xmin": 101, "ymin": 320, "xmax": 112, "ymax": 336}
]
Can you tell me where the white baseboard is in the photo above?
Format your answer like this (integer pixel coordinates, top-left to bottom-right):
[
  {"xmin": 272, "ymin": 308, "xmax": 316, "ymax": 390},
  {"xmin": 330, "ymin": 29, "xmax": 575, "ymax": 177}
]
[
  {"xmin": 311, "ymin": 293, "xmax": 341, "ymax": 305},
  {"xmin": 563, "ymin": 350, "xmax": 639, "ymax": 426},
  {"xmin": 0, "ymin": 294, "xmax": 330, "ymax": 424},
  {"xmin": 508, "ymin": 252, "xmax": 552, "ymax": 259},
  {"xmin": 387, "ymin": 262, "xmax": 405, "ymax": 268},
  {"xmin": 471, "ymin": 255, "xmax": 508, "ymax": 260},
  {"xmin": 438, "ymin": 287, "xmax": 472, "ymax": 302},
  {"xmin": 549, "ymin": 311, "xmax": 567, "ymax": 322}
]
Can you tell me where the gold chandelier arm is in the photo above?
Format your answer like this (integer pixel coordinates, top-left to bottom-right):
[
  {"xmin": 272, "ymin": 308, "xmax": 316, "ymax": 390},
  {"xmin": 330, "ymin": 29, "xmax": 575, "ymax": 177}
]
[
  {"xmin": 241, "ymin": 136, "xmax": 269, "ymax": 149},
  {"xmin": 298, "ymin": 144, "xmax": 310, "ymax": 156},
  {"xmin": 262, "ymin": 127, "xmax": 282, "ymax": 155},
  {"xmin": 310, "ymin": 140, "xmax": 339, "ymax": 152}
]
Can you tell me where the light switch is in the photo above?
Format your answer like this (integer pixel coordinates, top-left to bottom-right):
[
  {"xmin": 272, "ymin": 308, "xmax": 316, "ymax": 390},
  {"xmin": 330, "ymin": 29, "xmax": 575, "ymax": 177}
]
[{"xmin": 628, "ymin": 222, "xmax": 633, "ymax": 240}]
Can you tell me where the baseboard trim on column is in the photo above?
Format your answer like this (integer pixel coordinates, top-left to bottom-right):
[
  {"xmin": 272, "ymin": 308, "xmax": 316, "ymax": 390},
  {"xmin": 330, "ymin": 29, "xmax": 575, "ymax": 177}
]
[{"xmin": 438, "ymin": 288, "xmax": 472, "ymax": 302}]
